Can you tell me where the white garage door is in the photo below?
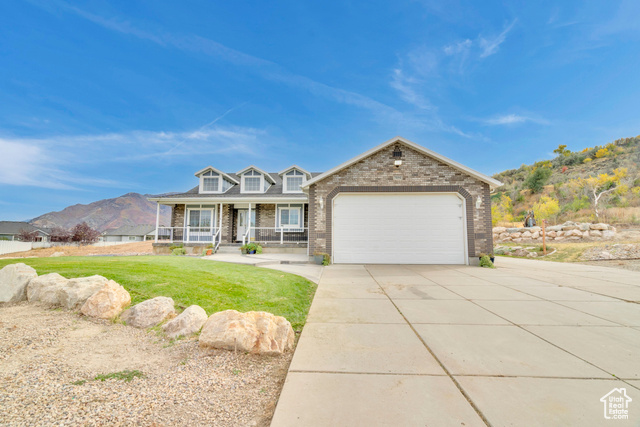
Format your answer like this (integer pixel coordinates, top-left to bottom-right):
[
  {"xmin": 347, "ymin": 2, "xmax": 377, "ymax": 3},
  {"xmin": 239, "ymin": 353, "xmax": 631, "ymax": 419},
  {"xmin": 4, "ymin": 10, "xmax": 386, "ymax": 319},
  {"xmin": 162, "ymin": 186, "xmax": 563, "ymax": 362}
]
[{"xmin": 332, "ymin": 193, "xmax": 467, "ymax": 264}]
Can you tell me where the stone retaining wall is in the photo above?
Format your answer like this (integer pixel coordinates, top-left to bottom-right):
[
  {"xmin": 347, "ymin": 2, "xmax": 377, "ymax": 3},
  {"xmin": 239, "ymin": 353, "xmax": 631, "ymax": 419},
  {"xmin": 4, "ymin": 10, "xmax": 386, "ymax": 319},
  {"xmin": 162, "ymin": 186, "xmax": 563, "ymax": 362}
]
[{"xmin": 493, "ymin": 221, "xmax": 616, "ymax": 243}]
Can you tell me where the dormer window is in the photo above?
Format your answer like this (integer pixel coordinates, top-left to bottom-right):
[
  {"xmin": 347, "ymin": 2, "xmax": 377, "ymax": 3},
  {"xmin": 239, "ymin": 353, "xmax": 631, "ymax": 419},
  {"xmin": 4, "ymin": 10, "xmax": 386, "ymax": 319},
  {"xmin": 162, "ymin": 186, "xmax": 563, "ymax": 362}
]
[
  {"xmin": 195, "ymin": 166, "xmax": 238, "ymax": 194},
  {"xmin": 202, "ymin": 171, "xmax": 219, "ymax": 192},
  {"xmin": 237, "ymin": 166, "xmax": 275, "ymax": 194},
  {"xmin": 284, "ymin": 170, "xmax": 305, "ymax": 193},
  {"xmin": 243, "ymin": 170, "xmax": 262, "ymax": 193}
]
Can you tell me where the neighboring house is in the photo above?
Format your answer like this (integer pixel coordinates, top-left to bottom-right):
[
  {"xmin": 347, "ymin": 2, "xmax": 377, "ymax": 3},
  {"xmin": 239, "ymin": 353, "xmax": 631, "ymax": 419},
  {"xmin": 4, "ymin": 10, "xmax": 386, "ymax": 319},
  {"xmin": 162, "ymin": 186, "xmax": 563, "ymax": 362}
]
[
  {"xmin": 0, "ymin": 221, "xmax": 50, "ymax": 242},
  {"xmin": 149, "ymin": 136, "xmax": 502, "ymax": 264},
  {"xmin": 101, "ymin": 225, "xmax": 157, "ymax": 242}
]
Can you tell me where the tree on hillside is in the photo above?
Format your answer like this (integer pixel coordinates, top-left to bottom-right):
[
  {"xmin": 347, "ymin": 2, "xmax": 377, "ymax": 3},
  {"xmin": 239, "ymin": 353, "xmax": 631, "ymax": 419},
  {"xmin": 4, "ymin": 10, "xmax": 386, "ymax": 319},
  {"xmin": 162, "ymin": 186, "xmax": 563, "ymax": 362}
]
[
  {"xmin": 532, "ymin": 196, "xmax": 560, "ymax": 222},
  {"xmin": 524, "ymin": 167, "xmax": 552, "ymax": 193},
  {"xmin": 491, "ymin": 193, "xmax": 514, "ymax": 226},
  {"xmin": 570, "ymin": 168, "xmax": 629, "ymax": 219},
  {"xmin": 553, "ymin": 144, "xmax": 569, "ymax": 156},
  {"xmin": 70, "ymin": 222, "xmax": 100, "ymax": 245},
  {"xmin": 17, "ymin": 229, "xmax": 39, "ymax": 242}
]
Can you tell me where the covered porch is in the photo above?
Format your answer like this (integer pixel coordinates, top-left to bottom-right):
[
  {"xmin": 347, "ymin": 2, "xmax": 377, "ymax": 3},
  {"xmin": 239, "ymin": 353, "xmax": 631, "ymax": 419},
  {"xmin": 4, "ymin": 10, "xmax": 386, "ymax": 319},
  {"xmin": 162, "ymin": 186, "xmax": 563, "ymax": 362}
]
[{"xmin": 152, "ymin": 201, "xmax": 309, "ymax": 251}]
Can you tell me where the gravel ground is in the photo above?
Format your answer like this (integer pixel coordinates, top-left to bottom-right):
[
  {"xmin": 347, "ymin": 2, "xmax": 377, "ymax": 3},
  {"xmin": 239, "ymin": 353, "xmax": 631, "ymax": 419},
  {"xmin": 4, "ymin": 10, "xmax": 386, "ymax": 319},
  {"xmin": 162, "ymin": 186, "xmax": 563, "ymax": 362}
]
[
  {"xmin": 0, "ymin": 242, "xmax": 154, "ymax": 259},
  {"xmin": 579, "ymin": 243, "xmax": 640, "ymax": 261},
  {"xmin": 0, "ymin": 303, "xmax": 292, "ymax": 426},
  {"xmin": 578, "ymin": 259, "xmax": 640, "ymax": 272}
]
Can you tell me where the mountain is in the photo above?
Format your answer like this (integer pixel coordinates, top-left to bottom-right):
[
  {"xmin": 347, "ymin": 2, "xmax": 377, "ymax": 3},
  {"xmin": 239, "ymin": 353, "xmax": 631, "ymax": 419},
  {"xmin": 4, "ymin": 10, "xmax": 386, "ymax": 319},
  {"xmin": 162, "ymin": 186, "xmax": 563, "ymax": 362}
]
[
  {"xmin": 491, "ymin": 136, "xmax": 640, "ymax": 225},
  {"xmin": 30, "ymin": 192, "xmax": 172, "ymax": 232}
]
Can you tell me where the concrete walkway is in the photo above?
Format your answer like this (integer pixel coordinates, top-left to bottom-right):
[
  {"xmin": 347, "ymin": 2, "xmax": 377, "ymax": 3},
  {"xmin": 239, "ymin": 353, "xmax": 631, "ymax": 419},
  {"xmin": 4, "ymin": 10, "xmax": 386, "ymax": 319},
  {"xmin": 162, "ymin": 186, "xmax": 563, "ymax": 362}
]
[
  {"xmin": 202, "ymin": 252, "xmax": 324, "ymax": 283},
  {"xmin": 271, "ymin": 257, "xmax": 640, "ymax": 426}
]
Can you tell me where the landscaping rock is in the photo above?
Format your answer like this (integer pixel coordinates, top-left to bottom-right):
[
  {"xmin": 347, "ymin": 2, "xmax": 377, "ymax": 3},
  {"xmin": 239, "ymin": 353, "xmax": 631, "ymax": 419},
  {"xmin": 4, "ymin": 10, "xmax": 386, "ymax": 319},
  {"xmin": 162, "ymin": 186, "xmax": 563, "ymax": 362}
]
[
  {"xmin": 57, "ymin": 275, "xmax": 109, "ymax": 310},
  {"xmin": 162, "ymin": 305, "xmax": 208, "ymax": 339},
  {"xmin": 547, "ymin": 225, "xmax": 562, "ymax": 232},
  {"xmin": 49, "ymin": 251, "xmax": 65, "ymax": 257},
  {"xmin": 199, "ymin": 310, "xmax": 294, "ymax": 355},
  {"xmin": 591, "ymin": 223, "xmax": 609, "ymax": 230},
  {"xmin": 493, "ymin": 227, "xmax": 506, "ymax": 233},
  {"xmin": 80, "ymin": 280, "xmax": 131, "ymax": 319},
  {"xmin": 546, "ymin": 231, "xmax": 557, "ymax": 238},
  {"xmin": 27, "ymin": 273, "xmax": 68, "ymax": 305},
  {"xmin": 121, "ymin": 296, "xmax": 176, "ymax": 328},
  {"xmin": 521, "ymin": 231, "xmax": 532, "ymax": 238},
  {"xmin": 590, "ymin": 230, "xmax": 603, "ymax": 237},
  {"xmin": 0, "ymin": 263, "xmax": 38, "ymax": 303},
  {"xmin": 603, "ymin": 230, "xmax": 616, "ymax": 239}
]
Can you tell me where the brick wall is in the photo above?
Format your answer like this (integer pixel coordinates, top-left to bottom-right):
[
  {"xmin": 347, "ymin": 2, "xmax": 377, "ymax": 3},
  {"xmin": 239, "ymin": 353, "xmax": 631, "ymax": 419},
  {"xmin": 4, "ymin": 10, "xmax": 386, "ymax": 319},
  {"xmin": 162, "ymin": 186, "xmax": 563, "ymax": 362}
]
[
  {"xmin": 171, "ymin": 204, "xmax": 185, "ymax": 228},
  {"xmin": 308, "ymin": 143, "xmax": 493, "ymax": 258}
]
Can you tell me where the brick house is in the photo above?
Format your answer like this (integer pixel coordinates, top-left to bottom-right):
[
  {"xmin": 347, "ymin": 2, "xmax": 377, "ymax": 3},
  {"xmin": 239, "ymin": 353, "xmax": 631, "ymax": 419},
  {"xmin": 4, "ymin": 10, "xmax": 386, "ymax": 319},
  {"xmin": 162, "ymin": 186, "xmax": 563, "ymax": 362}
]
[{"xmin": 149, "ymin": 136, "xmax": 502, "ymax": 264}]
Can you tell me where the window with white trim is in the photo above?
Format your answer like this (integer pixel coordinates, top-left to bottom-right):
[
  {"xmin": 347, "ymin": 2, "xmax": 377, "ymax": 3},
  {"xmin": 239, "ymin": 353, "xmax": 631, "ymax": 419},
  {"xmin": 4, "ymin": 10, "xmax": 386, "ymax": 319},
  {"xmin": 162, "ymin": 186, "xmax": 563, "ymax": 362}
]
[
  {"xmin": 276, "ymin": 203, "xmax": 304, "ymax": 230},
  {"xmin": 241, "ymin": 170, "xmax": 265, "ymax": 193},
  {"xmin": 200, "ymin": 171, "xmax": 222, "ymax": 193},
  {"xmin": 283, "ymin": 169, "xmax": 305, "ymax": 193},
  {"xmin": 128, "ymin": 236, "xmax": 137, "ymax": 241}
]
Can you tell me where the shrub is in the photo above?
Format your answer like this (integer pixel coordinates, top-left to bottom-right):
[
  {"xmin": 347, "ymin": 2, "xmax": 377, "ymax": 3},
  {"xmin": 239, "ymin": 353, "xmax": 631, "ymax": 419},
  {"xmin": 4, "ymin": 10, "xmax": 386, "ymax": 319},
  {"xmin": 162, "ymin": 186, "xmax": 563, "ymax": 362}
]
[
  {"xmin": 171, "ymin": 248, "xmax": 186, "ymax": 256},
  {"xmin": 322, "ymin": 253, "xmax": 331, "ymax": 266},
  {"xmin": 479, "ymin": 255, "xmax": 495, "ymax": 269},
  {"xmin": 583, "ymin": 157, "xmax": 592, "ymax": 163},
  {"xmin": 524, "ymin": 167, "xmax": 552, "ymax": 193},
  {"xmin": 244, "ymin": 243, "xmax": 263, "ymax": 254},
  {"xmin": 169, "ymin": 244, "xmax": 183, "ymax": 251}
]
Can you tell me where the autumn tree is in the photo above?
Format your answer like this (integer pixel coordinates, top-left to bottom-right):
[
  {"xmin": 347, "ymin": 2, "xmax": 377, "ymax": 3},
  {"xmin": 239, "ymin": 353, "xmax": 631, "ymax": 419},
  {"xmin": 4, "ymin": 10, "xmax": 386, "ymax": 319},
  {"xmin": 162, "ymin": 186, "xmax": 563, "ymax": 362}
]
[
  {"xmin": 532, "ymin": 196, "xmax": 560, "ymax": 222},
  {"xmin": 17, "ymin": 228, "xmax": 39, "ymax": 242},
  {"xmin": 70, "ymin": 222, "xmax": 101, "ymax": 245},
  {"xmin": 571, "ymin": 168, "xmax": 629, "ymax": 219},
  {"xmin": 50, "ymin": 227, "xmax": 72, "ymax": 243},
  {"xmin": 553, "ymin": 144, "xmax": 569, "ymax": 156},
  {"xmin": 491, "ymin": 193, "xmax": 514, "ymax": 226}
]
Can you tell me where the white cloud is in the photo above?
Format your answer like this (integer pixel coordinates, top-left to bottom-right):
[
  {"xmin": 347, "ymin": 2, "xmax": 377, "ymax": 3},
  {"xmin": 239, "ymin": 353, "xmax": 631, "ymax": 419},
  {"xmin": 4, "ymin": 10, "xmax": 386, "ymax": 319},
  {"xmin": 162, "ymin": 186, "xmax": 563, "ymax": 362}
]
[
  {"xmin": 478, "ymin": 19, "xmax": 518, "ymax": 58},
  {"xmin": 443, "ymin": 39, "xmax": 472, "ymax": 56},
  {"xmin": 390, "ymin": 69, "xmax": 433, "ymax": 111},
  {"xmin": 481, "ymin": 114, "xmax": 549, "ymax": 126},
  {"xmin": 0, "ymin": 123, "xmax": 267, "ymax": 189}
]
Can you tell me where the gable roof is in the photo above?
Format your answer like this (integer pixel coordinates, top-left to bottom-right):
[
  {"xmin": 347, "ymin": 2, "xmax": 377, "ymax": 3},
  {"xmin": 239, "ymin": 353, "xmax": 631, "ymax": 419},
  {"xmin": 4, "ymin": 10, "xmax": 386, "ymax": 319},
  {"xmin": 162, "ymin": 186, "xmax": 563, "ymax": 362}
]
[
  {"xmin": 278, "ymin": 165, "xmax": 312, "ymax": 179},
  {"xmin": 193, "ymin": 166, "xmax": 239, "ymax": 184},
  {"xmin": 301, "ymin": 136, "xmax": 503, "ymax": 190},
  {"xmin": 103, "ymin": 224, "xmax": 156, "ymax": 236},
  {"xmin": 236, "ymin": 165, "xmax": 276, "ymax": 184},
  {"xmin": 0, "ymin": 221, "xmax": 50, "ymax": 235}
]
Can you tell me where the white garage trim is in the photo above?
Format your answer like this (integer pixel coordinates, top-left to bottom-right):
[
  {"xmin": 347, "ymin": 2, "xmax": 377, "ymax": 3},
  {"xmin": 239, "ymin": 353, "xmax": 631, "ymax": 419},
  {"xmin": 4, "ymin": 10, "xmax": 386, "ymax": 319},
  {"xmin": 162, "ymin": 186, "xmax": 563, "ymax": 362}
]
[{"xmin": 331, "ymin": 192, "xmax": 469, "ymax": 265}]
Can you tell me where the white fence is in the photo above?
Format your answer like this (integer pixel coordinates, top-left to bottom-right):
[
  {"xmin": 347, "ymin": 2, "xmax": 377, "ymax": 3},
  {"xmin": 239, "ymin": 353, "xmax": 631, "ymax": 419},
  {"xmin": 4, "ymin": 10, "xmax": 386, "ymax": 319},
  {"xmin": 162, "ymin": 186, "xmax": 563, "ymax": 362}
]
[{"xmin": 0, "ymin": 241, "xmax": 33, "ymax": 255}]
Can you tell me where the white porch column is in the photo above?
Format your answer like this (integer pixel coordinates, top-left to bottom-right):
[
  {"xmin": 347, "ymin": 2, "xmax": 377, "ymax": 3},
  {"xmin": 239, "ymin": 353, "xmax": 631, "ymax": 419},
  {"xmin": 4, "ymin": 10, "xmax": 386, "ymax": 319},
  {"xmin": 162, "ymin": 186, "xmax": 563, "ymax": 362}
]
[
  {"xmin": 154, "ymin": 202, "xmax": 160, "ymax": 243},
  {"xmin": 248, "ymin": 202, "xmax": 252, "ymax": 241},
  {"xmin": 219, "ymin": 203, "xmax": 223, "ymax": 243}
]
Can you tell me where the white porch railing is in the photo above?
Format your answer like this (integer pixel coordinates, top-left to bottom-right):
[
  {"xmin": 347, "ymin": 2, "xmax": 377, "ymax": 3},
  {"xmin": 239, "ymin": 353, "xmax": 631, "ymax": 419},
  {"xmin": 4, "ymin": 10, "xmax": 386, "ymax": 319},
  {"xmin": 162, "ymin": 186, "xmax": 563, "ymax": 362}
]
[
  {"xmin": 245, "ymin": 227, "xmax": 308, "ymax": 245},
  {"xmin": 156, "ymin": 227, "xmax": 219, "ymax": 243}
]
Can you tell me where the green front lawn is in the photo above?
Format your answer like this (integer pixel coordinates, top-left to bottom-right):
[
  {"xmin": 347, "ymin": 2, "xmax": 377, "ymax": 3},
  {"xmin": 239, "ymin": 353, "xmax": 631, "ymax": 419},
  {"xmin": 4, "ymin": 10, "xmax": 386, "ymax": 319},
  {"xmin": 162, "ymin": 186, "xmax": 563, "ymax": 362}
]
[{"xmin": 0, "ymin": 256, "xmax": 316, "ymax": 330}]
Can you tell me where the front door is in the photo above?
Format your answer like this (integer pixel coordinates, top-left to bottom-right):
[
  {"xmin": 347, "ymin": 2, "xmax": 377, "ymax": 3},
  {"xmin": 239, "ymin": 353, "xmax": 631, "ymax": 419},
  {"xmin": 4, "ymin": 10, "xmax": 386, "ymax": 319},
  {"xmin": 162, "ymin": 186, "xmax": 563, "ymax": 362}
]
[{"xmin": 236, "ymin": 209, "xmax": 256, "ymax": 241}]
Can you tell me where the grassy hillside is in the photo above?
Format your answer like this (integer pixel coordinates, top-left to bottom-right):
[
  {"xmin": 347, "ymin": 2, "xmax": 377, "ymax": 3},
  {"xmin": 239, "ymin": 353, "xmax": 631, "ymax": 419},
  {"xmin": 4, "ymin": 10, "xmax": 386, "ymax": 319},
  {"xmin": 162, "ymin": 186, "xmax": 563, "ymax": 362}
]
[{"xmin": 492, "ymin": 136, "xmax": 640, "ymax": 226}]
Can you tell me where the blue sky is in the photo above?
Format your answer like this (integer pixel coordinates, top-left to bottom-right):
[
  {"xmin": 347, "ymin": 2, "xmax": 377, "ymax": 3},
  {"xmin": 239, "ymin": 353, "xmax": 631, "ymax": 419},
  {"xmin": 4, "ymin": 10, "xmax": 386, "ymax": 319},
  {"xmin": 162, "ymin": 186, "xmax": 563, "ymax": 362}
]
[{"xmin": 2, "ymin": 0, "xmax": 640, "ymax": 220}]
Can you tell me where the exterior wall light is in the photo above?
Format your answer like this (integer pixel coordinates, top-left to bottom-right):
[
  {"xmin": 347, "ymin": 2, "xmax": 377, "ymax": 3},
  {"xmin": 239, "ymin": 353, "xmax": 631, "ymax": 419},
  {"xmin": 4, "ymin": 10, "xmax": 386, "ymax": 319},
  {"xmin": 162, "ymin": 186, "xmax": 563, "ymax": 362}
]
[
  {"xmin": 394, "ymin": 160, "xmax": 402, "ymax": 167},
  {"xmin": 476, "ymin": 195, "xmax": 482, "ymax": 209}
]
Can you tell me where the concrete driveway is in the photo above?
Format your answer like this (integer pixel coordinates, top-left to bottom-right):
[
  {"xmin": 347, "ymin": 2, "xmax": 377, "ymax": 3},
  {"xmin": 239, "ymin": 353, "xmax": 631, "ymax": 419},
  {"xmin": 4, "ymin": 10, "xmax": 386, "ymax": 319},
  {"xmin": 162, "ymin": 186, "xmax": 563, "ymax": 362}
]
[{"xmin": 271, "ymin": 257, "xmax": 640, "ymax": 426}]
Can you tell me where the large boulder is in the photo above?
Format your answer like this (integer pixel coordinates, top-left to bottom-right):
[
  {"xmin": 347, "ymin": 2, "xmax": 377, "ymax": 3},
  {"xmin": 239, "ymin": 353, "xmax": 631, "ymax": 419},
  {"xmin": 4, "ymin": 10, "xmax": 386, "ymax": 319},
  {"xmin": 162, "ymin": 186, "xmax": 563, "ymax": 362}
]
[
  {"xmin": 493, "ymin": 227, "xmax": 507, "ymax": 234},
  {"xmin": 162, "ymin": 305, "xmax": 208, "ymax": 339},
  {"xmin": 80, "ymin": 280, "xmax": 131, "ymax": 319},
  {"xmin": 199, "ymin": 310, "xmax": 294, "ymax": 355},
  {"xmin": 57, "ymin": 275, "xmax": 109, "ymax": 310},
  {"xmin": 0, "ymin": 263, "xmax": 38, "ymax": 303},
  {"xmin": 27, "ymin": 273, "xmax": 68, "ymax": 304},
  {"xmin": 590, "ymin": 230, "xmax": 603, "ymax": 238},
  {"xmin": 121, "ymin": 296, "xmax": 176, "ymax": 328},
  {"xmin": 591, "ymin": 223, "xmax": 609, "ymax": 230}
]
